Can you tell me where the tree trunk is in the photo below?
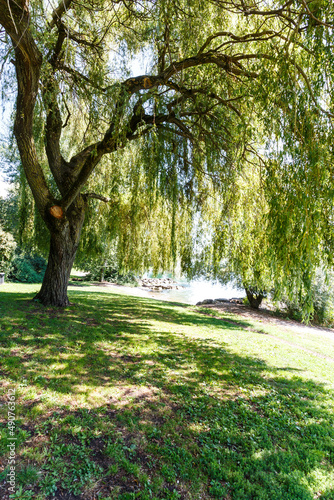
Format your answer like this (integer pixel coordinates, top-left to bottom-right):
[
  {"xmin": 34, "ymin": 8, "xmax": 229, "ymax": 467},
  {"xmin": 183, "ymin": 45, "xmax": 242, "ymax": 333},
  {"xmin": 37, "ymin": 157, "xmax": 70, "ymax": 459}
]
[
  {"xmin": 99, "ymin": 261, "xmax": 107, "ymax": 282},
  {"xmin": 245, "ymin": 288, "xmax": 264, "ymax": 309},
  {"xmin": 35, "ymin": 203, "xmax": 85, "ymax": 307}
]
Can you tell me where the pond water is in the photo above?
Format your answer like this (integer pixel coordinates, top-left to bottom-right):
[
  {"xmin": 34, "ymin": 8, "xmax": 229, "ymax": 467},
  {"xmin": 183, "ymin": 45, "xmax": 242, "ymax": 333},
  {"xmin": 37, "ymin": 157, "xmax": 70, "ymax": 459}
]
[{"xmin": 137, "ymin": 279, "xmax": 245, "ymax": 305}]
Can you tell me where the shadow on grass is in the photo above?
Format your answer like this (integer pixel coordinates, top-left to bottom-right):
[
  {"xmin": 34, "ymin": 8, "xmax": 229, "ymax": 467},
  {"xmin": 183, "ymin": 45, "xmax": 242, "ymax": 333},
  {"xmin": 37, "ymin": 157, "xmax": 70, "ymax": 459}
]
[{"xmin": 0, "ymin": 289, "xmax": 333, "ymax": 500}]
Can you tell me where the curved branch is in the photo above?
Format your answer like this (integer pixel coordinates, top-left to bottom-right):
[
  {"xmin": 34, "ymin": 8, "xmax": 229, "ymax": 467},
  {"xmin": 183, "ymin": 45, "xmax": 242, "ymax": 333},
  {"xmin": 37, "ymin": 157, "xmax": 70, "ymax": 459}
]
[
  {"xmin": 298, "ymin": 0, "xmax": 334, "ymax": 28},
  {"xmin": 122, "ymin": 51, "xmax": 258, "ymax": 97},
  {"xmin": 197, "ymin": 29, "xmax": 277, "ymax": 55},
  {"xmin": 83, "ymin": 192, "xmax": 112, "ymax": 203}
]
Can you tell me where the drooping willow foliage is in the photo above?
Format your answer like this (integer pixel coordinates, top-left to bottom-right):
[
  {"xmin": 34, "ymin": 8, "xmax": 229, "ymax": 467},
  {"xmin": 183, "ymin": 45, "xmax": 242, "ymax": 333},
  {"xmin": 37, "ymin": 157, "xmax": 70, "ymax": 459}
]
[{"xmin": 75, "ymin": 138, "xmax": 196, "ymax": 275}]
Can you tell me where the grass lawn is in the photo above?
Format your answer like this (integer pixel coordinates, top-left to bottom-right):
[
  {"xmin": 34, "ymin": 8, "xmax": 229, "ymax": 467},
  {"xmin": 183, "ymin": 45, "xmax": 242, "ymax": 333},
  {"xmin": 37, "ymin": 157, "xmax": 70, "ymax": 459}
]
[{"xmin": 0, "ymin": 283, "xmax": 334, "ymax": 500}]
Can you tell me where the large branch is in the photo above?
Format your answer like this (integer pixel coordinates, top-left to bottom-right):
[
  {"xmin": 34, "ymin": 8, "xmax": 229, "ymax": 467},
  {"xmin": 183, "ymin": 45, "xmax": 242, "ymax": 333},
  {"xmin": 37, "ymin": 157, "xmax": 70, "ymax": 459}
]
[
  {"xmin": 46, "ymin": 0, "xmax": 108, "ymax": 200},
  {"xmin": 122, "ymin": 51, "xmax": 258, "ymax": 95},
  {"xmin": 59, "ymin": 146, "xmax": 110, "ymax": 211},
  {"xmin": 42, "ymin": 23, "xmax": 68, "ymax": 194},
  {"xmin": 58, "ymin": 48, "xmax": 261, "ymax": 211},
  {"xmin": 50, "ymin": 0, "xmax": 73, "ymax": 28},
  {"xmin": 42, "ymin": 79, "xmax": 73, "ymax": 195},
  {"xmin": 57, "ymin": 49, "xmax": 255, "ymax": 100},
  {"xmin": 60, "ymin": 105, "xmax": 195, "ymax": 211}
]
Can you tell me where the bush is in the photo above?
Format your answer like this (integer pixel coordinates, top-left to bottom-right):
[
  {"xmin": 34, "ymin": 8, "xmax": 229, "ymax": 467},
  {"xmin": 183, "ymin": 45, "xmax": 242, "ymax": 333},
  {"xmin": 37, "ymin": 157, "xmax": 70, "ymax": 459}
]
[{"xmin": 7, "ymin": 252, "xmax": 47, "ymax": 283}]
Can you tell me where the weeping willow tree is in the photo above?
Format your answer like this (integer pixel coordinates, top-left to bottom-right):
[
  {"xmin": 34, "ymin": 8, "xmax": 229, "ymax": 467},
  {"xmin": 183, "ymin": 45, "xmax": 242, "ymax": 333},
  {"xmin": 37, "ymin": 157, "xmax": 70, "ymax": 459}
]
[{"xmin": 0, "ymin": 0, "xmax": 333, "ymax": 306}]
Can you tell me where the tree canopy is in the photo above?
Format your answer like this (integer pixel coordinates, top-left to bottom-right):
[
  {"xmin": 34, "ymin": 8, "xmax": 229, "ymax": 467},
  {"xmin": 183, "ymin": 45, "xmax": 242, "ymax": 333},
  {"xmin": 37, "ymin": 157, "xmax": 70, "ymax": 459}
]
[{"xmin": 0, "ymin": 0, "xmax": 333, "ymax": 307}]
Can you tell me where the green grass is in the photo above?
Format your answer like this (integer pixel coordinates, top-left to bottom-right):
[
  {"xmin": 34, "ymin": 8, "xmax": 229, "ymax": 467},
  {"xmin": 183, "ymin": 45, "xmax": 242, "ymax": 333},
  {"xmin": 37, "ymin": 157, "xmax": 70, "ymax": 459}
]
[{"xmin": 0, "ymin": 283, "xmax": 334, "ymax": 500}]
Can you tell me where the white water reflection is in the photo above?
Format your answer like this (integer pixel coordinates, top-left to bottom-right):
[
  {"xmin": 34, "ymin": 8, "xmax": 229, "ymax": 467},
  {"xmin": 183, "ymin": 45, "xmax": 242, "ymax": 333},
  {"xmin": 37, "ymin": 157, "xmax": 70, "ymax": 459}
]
[{"xmin": 136, "ymin": 279, "xmax": 245, "ymax": 305}]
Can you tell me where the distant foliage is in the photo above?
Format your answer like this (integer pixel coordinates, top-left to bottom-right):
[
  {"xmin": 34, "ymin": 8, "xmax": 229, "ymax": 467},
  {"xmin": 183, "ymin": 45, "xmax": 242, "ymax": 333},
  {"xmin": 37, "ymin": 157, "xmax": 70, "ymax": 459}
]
[
  {"xmin": 78, "ymin": 255, "xmax": 138, "ymax": 286},
  {"xmin": 87, "ymin": 267, "xmax": 138, "ymax": 286},
  {"xmin": 7, "ymin": 252, "xmax": 47, "ymax": 283},
  {"xmin": 0, "ymin": 226, "xmax": 16, "ymax": 275}
]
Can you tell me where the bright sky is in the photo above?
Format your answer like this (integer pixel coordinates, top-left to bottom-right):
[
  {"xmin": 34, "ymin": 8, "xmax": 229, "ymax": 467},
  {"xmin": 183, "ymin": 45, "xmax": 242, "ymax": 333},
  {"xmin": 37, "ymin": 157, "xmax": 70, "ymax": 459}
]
[{"xmin": 0, "ymin": 89, "xmax": 14, "ymax": 199}]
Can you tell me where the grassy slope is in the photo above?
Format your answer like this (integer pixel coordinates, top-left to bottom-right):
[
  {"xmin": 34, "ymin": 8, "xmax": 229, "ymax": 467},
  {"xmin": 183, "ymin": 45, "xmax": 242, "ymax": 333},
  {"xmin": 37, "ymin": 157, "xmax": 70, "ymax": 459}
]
[{"xmin": 0, "ymin": 283, "xmax": 333, "ymax": 500}]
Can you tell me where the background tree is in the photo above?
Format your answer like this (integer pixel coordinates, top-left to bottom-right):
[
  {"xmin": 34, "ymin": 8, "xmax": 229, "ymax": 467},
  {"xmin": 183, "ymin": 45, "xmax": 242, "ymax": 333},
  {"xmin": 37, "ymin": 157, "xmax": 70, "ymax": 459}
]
[{"xmin": 0, "ymin": 0, "xmax": 333, "ymax": 306}]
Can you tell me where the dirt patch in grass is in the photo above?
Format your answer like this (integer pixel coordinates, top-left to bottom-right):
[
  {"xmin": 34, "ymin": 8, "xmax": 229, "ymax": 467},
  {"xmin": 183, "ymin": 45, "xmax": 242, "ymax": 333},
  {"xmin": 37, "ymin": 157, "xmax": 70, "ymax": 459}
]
[{"xmin": 109, "ymin": 385, "xmax": 158, "ymax": 406}]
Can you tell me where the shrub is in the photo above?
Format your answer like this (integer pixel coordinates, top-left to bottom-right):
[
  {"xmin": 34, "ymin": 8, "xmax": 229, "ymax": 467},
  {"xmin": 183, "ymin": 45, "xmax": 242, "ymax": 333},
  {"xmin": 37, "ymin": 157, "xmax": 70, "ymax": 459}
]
[{"xmin": 7, "ymin": 252, "xmax": 47, "ymax": 283}]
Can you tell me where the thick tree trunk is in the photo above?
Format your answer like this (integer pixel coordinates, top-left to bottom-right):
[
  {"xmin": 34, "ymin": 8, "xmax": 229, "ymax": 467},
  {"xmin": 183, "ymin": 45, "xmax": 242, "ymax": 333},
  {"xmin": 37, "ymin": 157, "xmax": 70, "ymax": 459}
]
[
  {"xmin": 245, "ymin": 288, "xmax": 264, "ymax": 310},
  {"xmin": 35, "ymin": 203, "xmax": 85, "ymax": 307}
]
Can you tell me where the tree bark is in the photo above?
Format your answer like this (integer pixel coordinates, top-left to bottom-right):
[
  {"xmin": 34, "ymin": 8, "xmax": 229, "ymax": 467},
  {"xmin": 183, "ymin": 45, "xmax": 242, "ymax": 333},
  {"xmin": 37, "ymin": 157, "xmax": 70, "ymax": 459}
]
[
  {"xmin": 35, "ymin": 201, "xmax": 85, "ymax": 307},
  {"xmin": 99, "ymin": 261, "xmax": 107, "ymax": 282},
  {"xmin": 245, "ymin": 288, "xmax": 264, "ymax": 309}
]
